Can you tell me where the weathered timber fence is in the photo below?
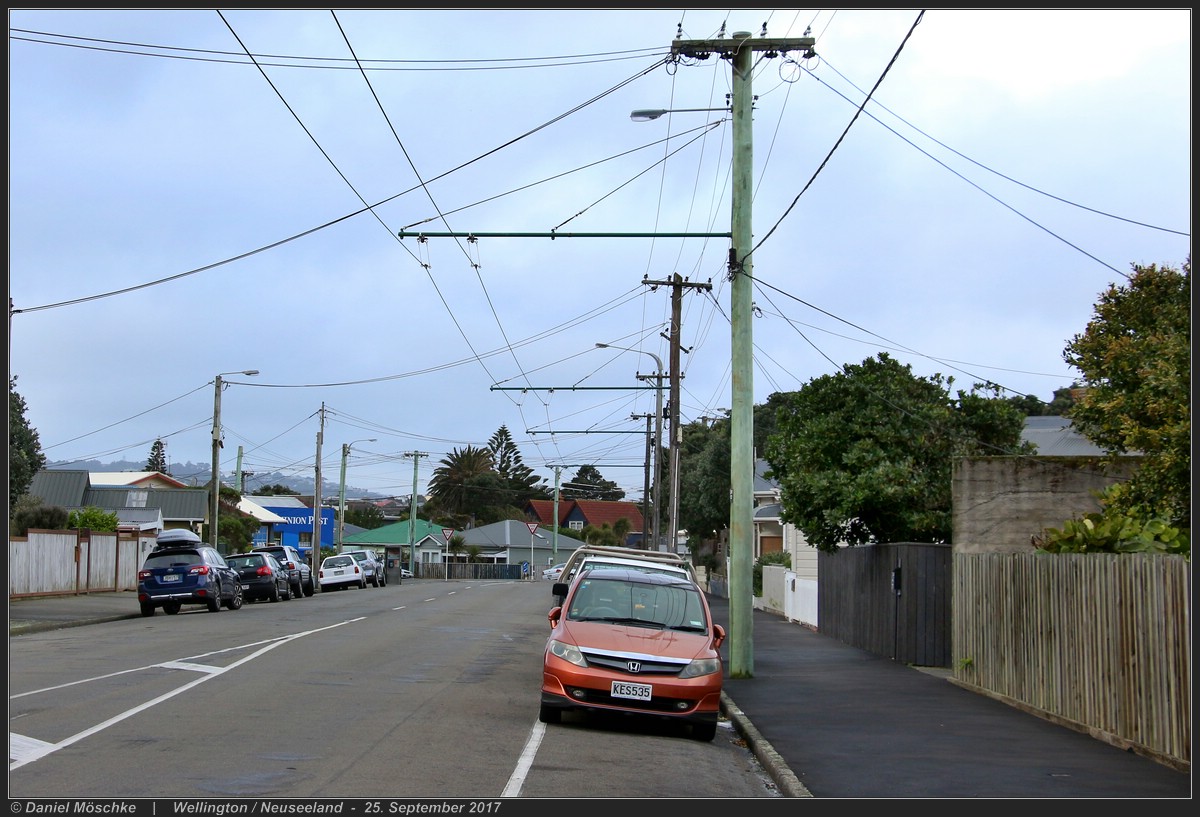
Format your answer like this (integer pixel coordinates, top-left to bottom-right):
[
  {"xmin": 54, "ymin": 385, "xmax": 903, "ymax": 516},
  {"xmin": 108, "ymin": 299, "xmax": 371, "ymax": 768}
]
[
  {"xmin": 953, "ymin": 552, "xmax": 1190, "ymax": 770},
  {"xmin": 9, "ymin": 529, "xmax": 150, "ymax": 597}
]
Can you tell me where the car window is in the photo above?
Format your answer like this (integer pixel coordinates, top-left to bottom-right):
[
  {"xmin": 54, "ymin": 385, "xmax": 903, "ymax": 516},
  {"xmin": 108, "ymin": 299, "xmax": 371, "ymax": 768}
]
[
  {"xmin": 325, "ymin": 556, "xmax": 354, "ymax": 568},
  {"xmin": 227, "ymin": 555, "xmax": 261, "ymax": 569},
  {"xmin": 568, "ymin": 577, "xmax": 707, "ymax": 629},
  {"xmin": 143, "ymin": 552, "xmax": 202, "ymax": 568}
]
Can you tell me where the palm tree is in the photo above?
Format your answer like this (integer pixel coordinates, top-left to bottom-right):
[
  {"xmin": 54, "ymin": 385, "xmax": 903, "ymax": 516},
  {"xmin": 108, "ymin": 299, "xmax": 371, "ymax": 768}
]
[{"xmin": 428, "ymin": 446, "xmax": 495, "ymax": 516}]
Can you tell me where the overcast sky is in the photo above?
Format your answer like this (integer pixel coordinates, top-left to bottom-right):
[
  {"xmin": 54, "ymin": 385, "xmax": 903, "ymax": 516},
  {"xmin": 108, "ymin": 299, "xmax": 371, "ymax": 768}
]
[{"xmin": 8, "ymin": 9, "xmax": 1191, "ymax": 501}]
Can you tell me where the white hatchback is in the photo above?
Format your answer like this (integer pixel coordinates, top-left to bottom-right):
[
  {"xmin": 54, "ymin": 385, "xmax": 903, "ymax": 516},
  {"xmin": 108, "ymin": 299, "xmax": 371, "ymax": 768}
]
[{"xmin": 542, "ymin": 563, "xmax": 566, "ymax": 581}]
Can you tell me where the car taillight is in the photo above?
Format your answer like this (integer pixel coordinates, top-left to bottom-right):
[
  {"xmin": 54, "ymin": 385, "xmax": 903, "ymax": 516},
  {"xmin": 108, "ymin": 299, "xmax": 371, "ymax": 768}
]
[
  {"xmin": 257, "ymin": 566, "xmax": 271, "ymax": 576},
  {"xmin": 189, "ymin": 565, "xmax": 210, "ymax": 575},
  {"xmin": 318, "ymin": 570, "xmax": 324, "ymax": 578},
  {"xmin": 137, "ymin": 570, "xmax": 151, "ymax": 580},
  {"xmin": 353, "ymin": 565, "xmax": 361, "ymax": 574},
  {"xmin": 285, "ymin": 561, "xmax": 295, "ymax": 569}
]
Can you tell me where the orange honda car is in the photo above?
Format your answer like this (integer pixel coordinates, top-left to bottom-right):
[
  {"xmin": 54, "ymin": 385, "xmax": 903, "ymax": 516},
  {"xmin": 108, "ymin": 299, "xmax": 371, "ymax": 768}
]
[{"xmin": 540, "ymin": 567, "xmax": 726, "ymax": 741}]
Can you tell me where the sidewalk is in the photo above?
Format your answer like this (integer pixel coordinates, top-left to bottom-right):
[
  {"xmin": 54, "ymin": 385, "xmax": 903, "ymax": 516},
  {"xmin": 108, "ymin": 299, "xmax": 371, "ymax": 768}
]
[
  {"xmin": 705, "ymin": 594, "xmax": 1192, "ymax": 799},
  {"xmin": 9, "ymin": 591, "xmax": 1193, "ymax": 799}
]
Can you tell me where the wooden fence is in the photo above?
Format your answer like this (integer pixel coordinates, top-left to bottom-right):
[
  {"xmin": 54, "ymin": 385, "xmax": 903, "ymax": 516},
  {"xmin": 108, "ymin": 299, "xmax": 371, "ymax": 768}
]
[
  {"xmin": 816, "ymin": 542, "xmax": 952, "ymax": 667},
  {"xmin": 9, "ymin": 529, "xmax": 151, "ymax": 597},
  {"xmin": 953, "ymin": 551, "xmax": 1190, "ymax": 770}
]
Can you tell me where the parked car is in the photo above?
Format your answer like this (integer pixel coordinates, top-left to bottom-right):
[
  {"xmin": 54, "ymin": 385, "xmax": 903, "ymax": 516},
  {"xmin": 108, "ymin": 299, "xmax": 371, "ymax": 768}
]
[
  {"xmin": 251, "ymin": 544, "xmax": 314, "ymax": 597},
  {"xmin": 400, "ymin": 566, "xmax": 414, "ymax": 579},
  {"xmin": 226, "ymin": 551, "xmax": 292, "ymax": 603},
  {"xmin": 553, "ymin": 546, "xmax": 695, "ymax": 606},
  {"xmin": 137, "ymin": 539, "xmax": 244, "ymax": 616},
  {"xmin": 319, "ymin": 554, "xmax": 366, "ymax": 591},
  {"xmin": 542, "ymin": 563, "xmax": 566, "ymax": 581},
  {"xmin": 541, "ymin": 567, "xmax": 724, "ymax": 741},
  {"xmin": 344, "ymin": 549, "xmax": 384, "ymax": 587}
]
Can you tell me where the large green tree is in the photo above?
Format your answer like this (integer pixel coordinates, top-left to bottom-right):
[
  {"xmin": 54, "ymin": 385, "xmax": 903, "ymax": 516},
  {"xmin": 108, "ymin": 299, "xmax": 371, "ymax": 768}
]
[
  {"xmin": 560, "ymin": 465, "xmax": 624, "ymax": 501},
  {"xmin": 9, "ymin": 376, "xmax": 46, "ymax": 508},
  {"xmin": 1063, "ymin": 258, "xmax": 1190, "ymax": 529},
  {"xmin": 145, "ymin": 439, "xmax": 168, "ymax": 473},
  {"xmin": 488, "ymin": 425, "xmax": 550, "ymax": 504},
  {"xmin": 763, "ymin": 353, "xmax": 1028, "ymax": 551},
  {"xmin": 426, "ymin": 445, "xmax": 497, "ymax": 524}
]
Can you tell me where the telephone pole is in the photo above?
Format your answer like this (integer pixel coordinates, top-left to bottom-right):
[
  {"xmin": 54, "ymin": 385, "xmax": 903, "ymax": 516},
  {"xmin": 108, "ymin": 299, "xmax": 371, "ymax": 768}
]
[
  {"xmin": 404, "ymin": 451, "xmax": 428, "ymax": 573},
  {"xmin": 670, "ymin": 29, "xmax": 815, "ymax": 679},
  {"xmin": 311, "ymin": 403, "xmax": 325, "ymax": 592},
  {"xmin": 644, "ymin": 273, "xmax": 711, "ymax": 553}
]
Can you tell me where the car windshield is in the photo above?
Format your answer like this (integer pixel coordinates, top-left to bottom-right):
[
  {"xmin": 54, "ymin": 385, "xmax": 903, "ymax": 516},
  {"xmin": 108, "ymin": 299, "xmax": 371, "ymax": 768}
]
[
  {"xmin": 227, "ymin": 556, "xmax": 262, "ymax": 569},
  {"xmin": 567, "ymin": 577, "xmax": 707, "ymax": 630}
]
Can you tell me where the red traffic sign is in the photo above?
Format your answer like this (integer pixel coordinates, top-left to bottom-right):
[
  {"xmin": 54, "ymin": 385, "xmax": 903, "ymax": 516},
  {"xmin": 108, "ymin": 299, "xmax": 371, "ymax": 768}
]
[
  {"xmin": 526, "ymin": 522, "xmax": 539, "ymax": 535},
  {"xmin": 442, "ymin": 528, "xmax": 454, "ymax": 542}
]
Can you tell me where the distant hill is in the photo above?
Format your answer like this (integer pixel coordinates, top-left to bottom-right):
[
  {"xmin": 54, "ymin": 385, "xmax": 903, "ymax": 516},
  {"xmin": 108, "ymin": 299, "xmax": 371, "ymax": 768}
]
[{"xmin": 44, "ymin": 458, "xmax": 387, "ymax": 500}]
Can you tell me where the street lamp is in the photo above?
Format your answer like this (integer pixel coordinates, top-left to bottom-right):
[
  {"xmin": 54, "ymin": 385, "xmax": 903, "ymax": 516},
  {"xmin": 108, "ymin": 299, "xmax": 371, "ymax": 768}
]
[
  {"xmin": 596, "ymin": 343, "xmax": 664, "ymax": 551},
  {"xmin": 337, "ymin": 439, "xmax": 376, "ymax": 553},
  {"xmin": 210, "ymin": 369, "xmax": 259, "ymax": 551},
  {"xmin": 629, "ymin": 107, "xmax": 728, "ymax": 122}
]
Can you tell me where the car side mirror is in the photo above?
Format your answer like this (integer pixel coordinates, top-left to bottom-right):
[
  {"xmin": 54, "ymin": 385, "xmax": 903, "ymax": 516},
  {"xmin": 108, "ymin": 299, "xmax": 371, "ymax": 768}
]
[
  {"xmin": 712, "ymin": 623, "xmax": 726, "ymax": 650},
  {"xmin": 548, "ymin": 606, "xmax": 562, "ymax": 627},
  {"xmin": 551, "ymin": 582, "xmax": 567, "ymax": 597}
]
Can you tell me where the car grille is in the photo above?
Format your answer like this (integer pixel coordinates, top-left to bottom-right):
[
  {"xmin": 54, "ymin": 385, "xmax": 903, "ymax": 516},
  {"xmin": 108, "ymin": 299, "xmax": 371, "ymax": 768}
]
[{"xmin": 579, "ymin": 648, "xmax": 688, "ymax": 676}]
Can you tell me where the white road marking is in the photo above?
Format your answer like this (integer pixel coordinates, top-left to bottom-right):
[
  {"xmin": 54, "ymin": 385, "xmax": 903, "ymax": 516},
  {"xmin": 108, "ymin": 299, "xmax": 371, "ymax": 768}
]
[{"xmin": 501, "ymin": 720, "xmax": 546, "ymax": 798}]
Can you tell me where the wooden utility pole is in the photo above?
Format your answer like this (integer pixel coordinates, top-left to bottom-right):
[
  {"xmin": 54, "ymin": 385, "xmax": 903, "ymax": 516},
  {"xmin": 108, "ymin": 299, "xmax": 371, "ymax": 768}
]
[{"xmin": 670, "ymin": 30, "xmax": 815, "ymax": 679}]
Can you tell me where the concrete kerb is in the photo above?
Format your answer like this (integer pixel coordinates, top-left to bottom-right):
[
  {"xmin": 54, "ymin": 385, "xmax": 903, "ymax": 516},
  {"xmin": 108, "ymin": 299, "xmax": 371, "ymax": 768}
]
[{"xmin": 721, "ymin": 691, "xmax": 813, "ymax": 798}]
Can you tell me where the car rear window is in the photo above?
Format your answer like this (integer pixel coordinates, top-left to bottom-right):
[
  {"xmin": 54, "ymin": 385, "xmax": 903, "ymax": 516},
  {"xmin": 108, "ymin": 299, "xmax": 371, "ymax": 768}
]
[
  {"xmin": 227, "ymin": 555, "xmax": 263, "ymax": 568},
  {"xmin": 143, "ymin": 552, "xmax": 203, "ymax": 568}
]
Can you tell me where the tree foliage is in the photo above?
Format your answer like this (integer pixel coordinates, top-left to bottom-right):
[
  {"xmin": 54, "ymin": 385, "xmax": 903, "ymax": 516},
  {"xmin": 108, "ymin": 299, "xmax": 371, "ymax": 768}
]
[
  {"xmin": 9, "ymin": 377, "xmax": 46, "ymax": 509},
  {"xmin": 488, "ymin": 424, "xmax": 550, "ymax": 503},
  {"xmin": 1033, "ymin": 484, "xmax": 1188, "ymax": 556},
  {"xmin": 1062, "ymin": 258, "xmax": 1190, "ymax": 530},
  {"xmin": 10, "ymin": 495, "xmax": 67, "ymax": 535},
  {"xmin": 254, "ymin": 484, "xmax": 300, "ymax": 496},
  {"xmin": 345, "ymin": 504, "xmax": 386, "ymax": 529},
  {"xmin": 145, "ymin": 439, "xmax": 168, "ymax": 473},
  {"xmin": 67, "ymin": 506, "xmax": 120, "ymax": 531},
  {"xmin": 763, "ymin": 353, "xmax": 1028, "ymax": 552},
  {"xmin": 560, "ymin": 465, "xmax": 624, "ymax": 501}
]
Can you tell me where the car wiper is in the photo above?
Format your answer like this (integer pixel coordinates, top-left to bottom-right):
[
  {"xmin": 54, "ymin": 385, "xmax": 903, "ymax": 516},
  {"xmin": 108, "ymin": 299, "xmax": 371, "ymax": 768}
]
[{"xmin": 666, "ymin": 623, "xmax": 707, "ymax": 632}]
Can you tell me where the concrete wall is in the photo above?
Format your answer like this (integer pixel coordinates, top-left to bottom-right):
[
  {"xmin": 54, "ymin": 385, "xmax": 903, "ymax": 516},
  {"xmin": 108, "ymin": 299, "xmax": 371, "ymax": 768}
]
[{"xmin": 951, "ymin": 456, "xmax": 1139, "ymax": 554}]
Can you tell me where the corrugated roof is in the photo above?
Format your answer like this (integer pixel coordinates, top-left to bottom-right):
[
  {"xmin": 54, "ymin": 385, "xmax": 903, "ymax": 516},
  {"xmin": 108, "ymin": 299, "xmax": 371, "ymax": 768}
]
[
  {"xmin": 237, "ymin": 497, "xmax": 287, "ymax": 524},
  {"xmin": 27, "ymin": 470, "xmax": 206, "ymax": 523},
  {"xmin": 1020, "ymin": 416, "xmax": 1109, "ymax": 456},
  {"xmin": 29, "ymin": 469, "xmax": 90, "ymax": 507},
  {"xmin": 244, "ymin": 494, "xmax": 309, "ymax": 509},
  {"xmin": 343, "ymin": 518, "xmax": 443, "ymax": 545},
  {"xmin": 89, "ymin": 471, "xmax": 187, "ymax": 489}
]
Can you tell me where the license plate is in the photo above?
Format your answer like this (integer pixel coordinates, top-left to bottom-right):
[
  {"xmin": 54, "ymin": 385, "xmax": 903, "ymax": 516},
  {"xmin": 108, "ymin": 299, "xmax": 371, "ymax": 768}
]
[
  {"xmin": 162, "ymin": 574, "xmax": 181, "ymax": 583},
  {"xmin": 241, "ymin": 584, "xmax": 250, "ymax": 590},
  {"xmin": 332, "ymin": 569, "xmax": 344, "ymax": 576},
  {"xmin": 611, "ymin": 681, "xmax": 652, "ymax": 701}
]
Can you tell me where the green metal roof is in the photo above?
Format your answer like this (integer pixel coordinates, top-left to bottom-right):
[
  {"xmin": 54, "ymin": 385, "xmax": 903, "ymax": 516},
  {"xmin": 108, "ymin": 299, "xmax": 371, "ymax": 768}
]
[{"xmin": 342, "ymin": 518, "xmax": 443, "ymax": 545}]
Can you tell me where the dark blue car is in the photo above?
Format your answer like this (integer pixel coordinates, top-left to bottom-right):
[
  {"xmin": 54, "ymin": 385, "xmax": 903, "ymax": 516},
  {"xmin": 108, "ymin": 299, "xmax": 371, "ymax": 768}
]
[{"xmin": 137, "ymin": 536, "xmax": 243, "ymax": 616}]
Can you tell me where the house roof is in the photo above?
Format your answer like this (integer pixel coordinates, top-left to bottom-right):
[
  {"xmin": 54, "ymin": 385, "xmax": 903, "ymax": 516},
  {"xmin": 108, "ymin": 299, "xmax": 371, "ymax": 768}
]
[
  {"xmin": 525, "ymin": 499, "xmax": 562, "ymax": 526},
  {"xmin": 237, "ymin": 497, "xmax": 287, "ymax": 524},
  {"xmin": 566, "ymin": 499, "xmax": 645, "ymax": 532},
  {"xmin": 28, "ymin": 470, "xmax": 207, "ymax": 523},
  {"xmin": 455, "ymin": 519, "xmax": 587, "ymax": 551},
  {"xmin": 88, "ymin": 471, "xmax": 188, "ymax": 489},
  {"xmin": 244, "ymin": 494, "xmax": 309, "ymax": 509},
  {"xmin": 1020, "ymin": 416, "xmax": 1110, "ymax": 456},
  {"xmin": 755, "ymin": 459, "xmax": 779, "ymax": 495},
  {"xmin": 343, "ymin": 518, "xmax": 444, "ymax": 546}
]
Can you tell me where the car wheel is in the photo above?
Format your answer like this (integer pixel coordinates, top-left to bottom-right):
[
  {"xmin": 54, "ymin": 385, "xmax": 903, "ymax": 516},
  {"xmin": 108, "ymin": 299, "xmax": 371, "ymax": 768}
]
[
  {"xmin": 539, "ymin": 704, "xmax": 561, "ymax": 724},
  {"xmin": 140, "ymin": 602, "xmax": 155, "ymax": 617},
  {"xmin": 371, "ymin": 575, "xmax": 380, "ymax": 588},
  {"xmin": 226, "ymin": 583, "xmax": 243, "ymax": 610},
  {"xmin": 164, "ymin": 601, "xmax": 182, "ymax": 615},
  {"xmin": 207, "ymin": 585, "xmax": 222, "ymax": 612},
  {"xmin": 692, "ymin": 719, "xmax": 717, "ymax": 742},
  {"xmin": 282, "ymin": 581, "xmax": 293, "ymax": 601},
  {"xmin": 379, "ymin": 572, "xmax": 387, "ymax": 587},
  {"xmin": 303, "ymin": 577, "xmax": 315, "ymax": 597},
  {"xmin": 269, "ymin": 582, "xmax": 280, "ymax": 602},
  {"xmin": 359, "ymin": 579, "xmax": 367, "ymax": 589}
]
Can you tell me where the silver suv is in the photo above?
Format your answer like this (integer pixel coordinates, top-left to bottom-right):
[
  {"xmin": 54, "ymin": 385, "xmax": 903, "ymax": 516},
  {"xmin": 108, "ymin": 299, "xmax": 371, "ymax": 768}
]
[
  {"xmin": 251, "ymin": 544, "xmax": 314, "ymax": 597},
  {"xmin": 344, "ymin": 549, "xmax": 385, "ymax": 588}
]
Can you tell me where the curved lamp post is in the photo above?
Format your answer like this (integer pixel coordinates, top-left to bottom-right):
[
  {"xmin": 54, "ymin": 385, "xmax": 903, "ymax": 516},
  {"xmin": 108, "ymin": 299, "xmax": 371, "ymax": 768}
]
[
  {"xmin": 337, "ymin": 439, "xmax": 376, "ymax": 553},
  {"xmin": 596, "ymin": 343, "xmax": 664, "ymax": 551},
  {"xmin": 211, "ymin": 369, "xmax": 259, "ymax": 551}
]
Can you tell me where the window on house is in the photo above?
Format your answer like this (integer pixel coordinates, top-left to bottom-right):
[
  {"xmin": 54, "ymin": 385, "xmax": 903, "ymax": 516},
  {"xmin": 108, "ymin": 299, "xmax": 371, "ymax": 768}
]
[{"xmin": 569, "ymin": 521, "xmax": 583, "ymax": 531}]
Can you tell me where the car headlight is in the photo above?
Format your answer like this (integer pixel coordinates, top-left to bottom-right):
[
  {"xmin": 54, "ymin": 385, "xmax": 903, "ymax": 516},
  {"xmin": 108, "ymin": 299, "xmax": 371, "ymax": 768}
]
[
  {"xmin": 547, "ymin": 639, "xmax": 587, "ymax": 668},
  {"xmin": 679, "ymin": 657, "xmax": 721, "ymax": 679}
]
